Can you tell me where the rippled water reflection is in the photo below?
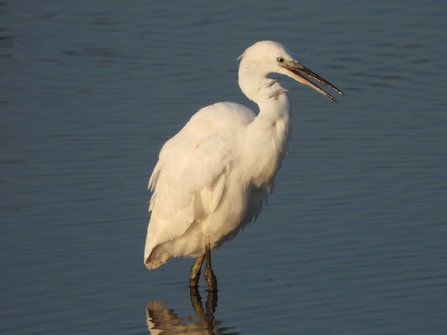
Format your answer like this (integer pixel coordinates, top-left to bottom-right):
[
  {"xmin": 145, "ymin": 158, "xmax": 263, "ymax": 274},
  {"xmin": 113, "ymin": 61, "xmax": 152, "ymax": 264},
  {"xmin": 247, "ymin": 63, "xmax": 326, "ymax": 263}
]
[{"xmin": 146, "ymin": 289, "xmax": 237, "ymax": 335}]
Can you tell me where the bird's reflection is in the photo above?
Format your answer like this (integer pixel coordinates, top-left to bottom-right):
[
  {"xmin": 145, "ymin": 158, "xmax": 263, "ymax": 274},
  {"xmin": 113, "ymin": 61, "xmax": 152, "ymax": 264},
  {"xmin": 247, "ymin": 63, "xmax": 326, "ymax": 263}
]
[{"xmin": 147, "ymin": 288, "xmax": 238, "ymax": 334}]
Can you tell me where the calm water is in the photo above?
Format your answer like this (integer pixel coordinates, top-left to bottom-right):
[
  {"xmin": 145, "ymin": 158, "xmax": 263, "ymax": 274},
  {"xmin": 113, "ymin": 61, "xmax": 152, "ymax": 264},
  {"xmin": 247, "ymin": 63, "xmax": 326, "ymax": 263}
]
[{"xmin": 1, "ymin": 0, "xmax": 446, "ymax": 334}]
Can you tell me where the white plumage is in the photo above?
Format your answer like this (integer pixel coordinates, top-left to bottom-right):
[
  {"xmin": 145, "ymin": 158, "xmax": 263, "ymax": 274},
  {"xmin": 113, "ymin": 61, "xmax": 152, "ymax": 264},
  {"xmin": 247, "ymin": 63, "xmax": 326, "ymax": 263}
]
[{"xmin": 144, "ymin": 41, "xmax": 343, "ymax": 289}]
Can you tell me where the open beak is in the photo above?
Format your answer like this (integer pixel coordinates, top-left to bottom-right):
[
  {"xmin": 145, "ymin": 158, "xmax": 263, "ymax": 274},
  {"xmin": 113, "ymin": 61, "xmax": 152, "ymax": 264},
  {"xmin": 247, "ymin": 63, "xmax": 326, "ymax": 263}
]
[{"xmin": 281, "ymin": 60, "xmax": 344, "ymax": 103}]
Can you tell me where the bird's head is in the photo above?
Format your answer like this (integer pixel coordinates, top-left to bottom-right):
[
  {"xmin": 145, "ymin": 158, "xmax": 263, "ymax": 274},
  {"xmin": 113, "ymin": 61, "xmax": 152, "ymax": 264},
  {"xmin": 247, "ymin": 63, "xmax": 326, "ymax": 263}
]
[{"xmin": 238, "ymin": 40, "xmax": 344, "ymax": 103}]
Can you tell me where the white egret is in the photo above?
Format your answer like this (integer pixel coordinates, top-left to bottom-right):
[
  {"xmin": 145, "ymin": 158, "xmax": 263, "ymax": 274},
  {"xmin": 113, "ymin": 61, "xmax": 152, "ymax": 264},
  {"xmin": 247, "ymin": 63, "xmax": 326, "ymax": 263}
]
[{"xmin": 144, "ymin": 41, "xmax": 343, "ymax": 291}]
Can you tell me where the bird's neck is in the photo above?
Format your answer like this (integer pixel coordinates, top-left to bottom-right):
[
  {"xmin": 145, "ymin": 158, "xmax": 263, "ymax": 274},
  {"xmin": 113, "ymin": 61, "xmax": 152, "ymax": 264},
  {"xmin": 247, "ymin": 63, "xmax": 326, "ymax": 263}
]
[
  {"xmin": 241, "ymin": 89, "xmax": 291, "ymax": 190},
  {"xmin": 239, "ymin": 65, "xmax": 290, "ymax": 121},
  {"xmin": 238, "ymin": 68, "xmax": 291, "ymax": 189},
  {"xmin": 239, "ymin": 64, "xmax": 277, "ymax": 103}
]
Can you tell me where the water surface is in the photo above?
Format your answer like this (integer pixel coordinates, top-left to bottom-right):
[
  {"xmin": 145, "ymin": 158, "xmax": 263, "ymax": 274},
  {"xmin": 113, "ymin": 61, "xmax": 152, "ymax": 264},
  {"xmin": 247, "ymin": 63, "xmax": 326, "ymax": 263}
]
[{"xmin": 1, "ymin": 0, "xmax": 446, "ymax": 334}]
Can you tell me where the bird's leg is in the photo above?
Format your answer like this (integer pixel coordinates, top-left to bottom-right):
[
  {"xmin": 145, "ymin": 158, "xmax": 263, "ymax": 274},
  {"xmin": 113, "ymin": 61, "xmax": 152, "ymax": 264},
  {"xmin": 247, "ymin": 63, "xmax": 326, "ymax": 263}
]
[
  {"xmin": 190, "ymin": 255, "xmax": 205, "ymax": 288},
  {"xmin": 204, "ymin": 244, "xmax": 218, "ymax": 291}
]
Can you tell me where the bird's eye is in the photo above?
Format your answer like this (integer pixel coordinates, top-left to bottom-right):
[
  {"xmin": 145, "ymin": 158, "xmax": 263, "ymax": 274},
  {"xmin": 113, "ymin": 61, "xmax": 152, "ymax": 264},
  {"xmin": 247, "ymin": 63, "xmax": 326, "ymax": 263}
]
[{"xmin": 277, "ymin": 57, "xmax": 285, "ymax": 63}]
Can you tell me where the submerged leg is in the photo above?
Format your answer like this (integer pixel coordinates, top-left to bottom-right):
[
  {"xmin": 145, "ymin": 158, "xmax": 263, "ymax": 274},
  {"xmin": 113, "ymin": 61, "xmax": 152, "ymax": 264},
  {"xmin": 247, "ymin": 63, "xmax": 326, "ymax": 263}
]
[
  {"xmin": 204, "ymin": 245, "xmax": 218, "ymax": 291},
  {"xmin": 190, "ymin": 255, "xmax": 205, "ymax": 288}
]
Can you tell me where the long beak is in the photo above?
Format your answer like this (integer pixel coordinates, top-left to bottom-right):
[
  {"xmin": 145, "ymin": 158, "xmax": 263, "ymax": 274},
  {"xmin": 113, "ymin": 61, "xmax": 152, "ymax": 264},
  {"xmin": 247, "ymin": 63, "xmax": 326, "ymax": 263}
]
[{"xmin": 281, "ymin": 60, "xmax": 344, "ymax": 103}]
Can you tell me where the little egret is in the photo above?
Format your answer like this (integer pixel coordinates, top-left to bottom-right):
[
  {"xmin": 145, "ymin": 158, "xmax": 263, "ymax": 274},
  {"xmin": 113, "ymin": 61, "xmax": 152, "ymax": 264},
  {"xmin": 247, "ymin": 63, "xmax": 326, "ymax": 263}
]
[{"xmin": 144, "ymin": 41, "xmax": 343, "ymax": 291}]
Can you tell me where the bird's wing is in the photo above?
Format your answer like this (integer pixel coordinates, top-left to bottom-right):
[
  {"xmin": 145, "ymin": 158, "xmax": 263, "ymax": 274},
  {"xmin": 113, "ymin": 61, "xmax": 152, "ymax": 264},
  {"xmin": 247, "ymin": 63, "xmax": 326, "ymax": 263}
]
[{"xmin": 146, "ymin": 131, "xmax": 231, "ymax": 248}]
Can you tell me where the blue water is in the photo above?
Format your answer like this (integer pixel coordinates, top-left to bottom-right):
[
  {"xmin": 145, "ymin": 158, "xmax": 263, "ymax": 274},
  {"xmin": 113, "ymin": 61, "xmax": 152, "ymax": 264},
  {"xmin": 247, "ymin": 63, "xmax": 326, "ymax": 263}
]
[{"xmin": 1, "ymin": 0, "xmax": 446, "ymax": 334}]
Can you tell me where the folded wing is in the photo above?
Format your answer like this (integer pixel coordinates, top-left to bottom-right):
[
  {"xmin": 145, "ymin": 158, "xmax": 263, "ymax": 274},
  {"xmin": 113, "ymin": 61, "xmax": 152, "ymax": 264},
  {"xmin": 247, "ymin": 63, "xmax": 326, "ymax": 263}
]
[{"xmin": 144, "ymin": 132, "xmax": 231, "ymax": 265}]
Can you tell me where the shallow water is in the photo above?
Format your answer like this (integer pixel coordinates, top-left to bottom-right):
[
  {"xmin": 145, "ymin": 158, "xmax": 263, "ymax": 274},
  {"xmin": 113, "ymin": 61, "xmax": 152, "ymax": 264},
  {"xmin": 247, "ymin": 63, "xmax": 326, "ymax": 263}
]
[{"xmin": 1, "ymin": 0, "xmax": 447, "ymax": 334}]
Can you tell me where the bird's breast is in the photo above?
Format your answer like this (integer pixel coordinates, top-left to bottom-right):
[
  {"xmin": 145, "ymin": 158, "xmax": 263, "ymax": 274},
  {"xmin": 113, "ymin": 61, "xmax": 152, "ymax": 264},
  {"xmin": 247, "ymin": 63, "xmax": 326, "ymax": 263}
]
[{"xmin": 240, "ymin": 116, "xmax": 289, "ymax": 188}]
